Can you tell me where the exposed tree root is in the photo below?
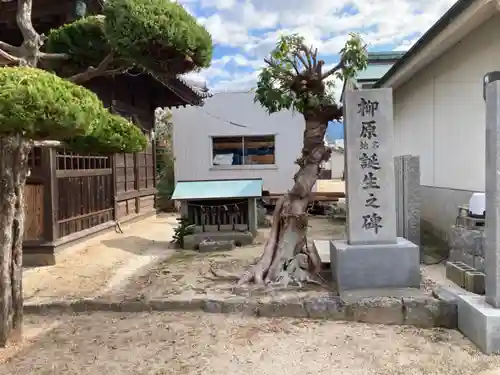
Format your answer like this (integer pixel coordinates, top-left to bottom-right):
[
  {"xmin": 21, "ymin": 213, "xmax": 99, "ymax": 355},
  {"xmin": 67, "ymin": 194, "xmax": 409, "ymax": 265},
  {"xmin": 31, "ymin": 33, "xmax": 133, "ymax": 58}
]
[
  {"xmin": 207, "ymin": 267, "xmax": 240, "ymax": 282},
  {"xmin": 208, "ymin": 195, "xmax": 328, "ymax": 291}
]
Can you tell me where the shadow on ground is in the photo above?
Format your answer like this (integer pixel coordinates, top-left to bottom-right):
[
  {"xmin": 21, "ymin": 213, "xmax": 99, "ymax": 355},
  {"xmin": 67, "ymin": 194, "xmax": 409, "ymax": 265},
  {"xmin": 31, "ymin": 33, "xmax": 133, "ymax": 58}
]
[
  {"xmin": 421, "ymin": 230, "xmax": 449, "ymax": 264},
  {"xmin": 100, "ymin": 236, "xmax": 173, "ymax": 254}
]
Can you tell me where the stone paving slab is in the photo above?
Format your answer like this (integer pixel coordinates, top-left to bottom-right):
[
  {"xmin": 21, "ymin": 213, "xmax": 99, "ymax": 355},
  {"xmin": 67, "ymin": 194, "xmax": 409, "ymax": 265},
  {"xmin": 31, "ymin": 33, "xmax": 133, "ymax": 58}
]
[
  {"xmin": 340, "ymin": 287, "xmax": 428, "ymax": 301},
  {"xmin": 23, "ymin": 289, "xmax": 457, "ymax": 329}
]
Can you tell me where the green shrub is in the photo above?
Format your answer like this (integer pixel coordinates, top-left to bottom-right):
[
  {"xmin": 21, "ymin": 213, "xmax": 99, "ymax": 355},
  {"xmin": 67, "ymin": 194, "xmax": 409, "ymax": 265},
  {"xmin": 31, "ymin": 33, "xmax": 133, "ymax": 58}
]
[
  {"xmin": 172, "ymin": 217, "xmax": 196, "ymax": 248},
  {"xmin": 0, "ymin": 67, "xmax": 103, "ymax": 139},
  {"xmin": 104, "ymin": 0, "xmax": 212, "ymax": 74},
  {"xmin": 46, "ymin": 0, "xmax": 213, "ymax": 76},
  {"xmin": 46, "ymin": 16, "xmax": 110, "ymax": 76},
  {"xmin": 64, "ymin": 113, "xmax": 148, "ymax": 154},
  {"xmin": 156, "ymin": 146, "xmax": 175, "ymax": 209},
  {"xmin": 0, "ymin": 67, "xmax": 147, "ymax": 153}
]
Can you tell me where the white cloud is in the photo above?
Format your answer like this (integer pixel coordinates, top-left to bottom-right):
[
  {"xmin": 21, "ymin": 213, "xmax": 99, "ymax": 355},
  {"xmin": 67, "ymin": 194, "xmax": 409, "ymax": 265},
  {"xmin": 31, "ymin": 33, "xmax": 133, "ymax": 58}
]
[{"xmin": 182, "ymin": 0, "xmax": 460, "ymax": 96}]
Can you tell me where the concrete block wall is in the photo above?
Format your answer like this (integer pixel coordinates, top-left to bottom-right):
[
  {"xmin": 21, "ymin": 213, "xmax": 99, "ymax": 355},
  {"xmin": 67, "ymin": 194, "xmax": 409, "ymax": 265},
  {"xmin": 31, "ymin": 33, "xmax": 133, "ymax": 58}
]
[
  {"xmin": 446, "ymin": 261, "xmax": 485, "ymax": 294},
  {"xmin": 448, "ymin": 225, "xmax": 485, "ymax": 272}
]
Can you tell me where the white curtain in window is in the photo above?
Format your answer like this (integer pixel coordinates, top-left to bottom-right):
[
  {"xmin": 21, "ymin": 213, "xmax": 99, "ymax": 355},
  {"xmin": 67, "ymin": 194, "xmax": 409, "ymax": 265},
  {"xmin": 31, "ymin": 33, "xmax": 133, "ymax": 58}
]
[{"xmin": 213, "ymin": 154, "xmax": 233, "ymax": 165}]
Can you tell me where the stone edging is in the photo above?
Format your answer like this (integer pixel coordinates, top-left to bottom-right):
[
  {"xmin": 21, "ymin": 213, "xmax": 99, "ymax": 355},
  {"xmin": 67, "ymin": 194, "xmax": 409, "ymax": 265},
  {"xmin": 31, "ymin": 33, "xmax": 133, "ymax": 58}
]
[{"xmin": 24, "ymin": 294, "xmax": 457, "ymax": 329}]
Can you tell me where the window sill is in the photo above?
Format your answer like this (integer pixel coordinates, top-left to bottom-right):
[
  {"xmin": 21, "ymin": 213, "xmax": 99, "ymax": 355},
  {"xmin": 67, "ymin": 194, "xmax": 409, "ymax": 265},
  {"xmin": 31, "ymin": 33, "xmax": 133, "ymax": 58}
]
[{"xmin": 210, "ymin": 165, "xmax": 278, "ymax": 171}]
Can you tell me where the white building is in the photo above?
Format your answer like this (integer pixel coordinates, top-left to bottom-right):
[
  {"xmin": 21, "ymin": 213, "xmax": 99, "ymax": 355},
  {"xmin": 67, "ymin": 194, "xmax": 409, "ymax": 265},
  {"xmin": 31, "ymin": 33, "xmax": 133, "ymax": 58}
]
[
  {"xmin": 171, "ymin": 92, "xmax": 305, "ymax": 195},
  {"xmin": 332, "ymin": 139, "xmax": 345, "ymax": 178},
  {"xmin": 325, "ymin": 139, "xmax": 344, "ymax": 179},
  {"xmin": 374, "ymin": 0, "xmax": 498, "ymax": 239}
]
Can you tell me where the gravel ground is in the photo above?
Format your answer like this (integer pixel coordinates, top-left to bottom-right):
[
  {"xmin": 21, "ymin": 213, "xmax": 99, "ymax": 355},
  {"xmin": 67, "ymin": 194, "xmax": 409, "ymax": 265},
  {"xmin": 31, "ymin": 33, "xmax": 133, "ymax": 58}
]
[{"xmin": 1, "ymin": 311, "xmax": 499, "ymax": 375}]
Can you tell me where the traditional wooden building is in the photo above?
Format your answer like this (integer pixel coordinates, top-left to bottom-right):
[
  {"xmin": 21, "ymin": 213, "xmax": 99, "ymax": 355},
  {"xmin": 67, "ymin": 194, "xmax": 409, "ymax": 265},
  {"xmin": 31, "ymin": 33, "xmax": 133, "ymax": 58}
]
[{"xmin": 0, "ymin": 0, "xmax": 210, "ymax": 265}]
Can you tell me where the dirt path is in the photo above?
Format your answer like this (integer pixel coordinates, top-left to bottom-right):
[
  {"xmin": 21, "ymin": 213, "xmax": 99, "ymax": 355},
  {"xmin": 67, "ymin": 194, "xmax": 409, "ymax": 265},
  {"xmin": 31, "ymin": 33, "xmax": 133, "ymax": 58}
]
[
  {"xmin": 0, "ymin": 315, "xmax": 61, "ymax": 365},
  {"xmin": 1, "ymin": 311, "xmax": 499, "ymax": 375},
  {"xmin": 23, "ymin": 214, "xmax": 177, "ymax": 303}
]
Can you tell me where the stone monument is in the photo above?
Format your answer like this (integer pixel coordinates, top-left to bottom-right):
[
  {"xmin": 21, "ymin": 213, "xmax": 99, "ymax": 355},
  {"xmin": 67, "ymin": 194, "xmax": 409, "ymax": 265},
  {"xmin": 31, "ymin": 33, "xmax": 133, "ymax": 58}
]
[
  {"xmin": 394, "ymin": 155, "xmax": 421, "ymax": 251},
  {"xmin": 454, "ymin": 77, "xmax": 500, "ymax": 354},
  {"xmin": 330, "ymin": 88, "xmax": 420, "ymax": 292}
]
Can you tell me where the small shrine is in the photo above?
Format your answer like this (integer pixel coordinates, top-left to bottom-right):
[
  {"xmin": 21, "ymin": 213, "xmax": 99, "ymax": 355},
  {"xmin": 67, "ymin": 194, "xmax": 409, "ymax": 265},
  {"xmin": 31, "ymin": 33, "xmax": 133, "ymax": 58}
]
[{"xmin": 171, "ymin": 178, "xmax": 263, "ymax": 250}]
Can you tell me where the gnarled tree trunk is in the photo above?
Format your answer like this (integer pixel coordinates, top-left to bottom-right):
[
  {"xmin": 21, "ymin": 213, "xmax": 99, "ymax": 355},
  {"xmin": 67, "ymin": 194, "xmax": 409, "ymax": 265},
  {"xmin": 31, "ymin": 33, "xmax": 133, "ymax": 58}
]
[
  {"xmin": 238, "ymin": 116, "xmax": 330, "ymax": 287},
  {"xmin": 0, "ymin": 135, "xmax": 30, "ymax": 346}
]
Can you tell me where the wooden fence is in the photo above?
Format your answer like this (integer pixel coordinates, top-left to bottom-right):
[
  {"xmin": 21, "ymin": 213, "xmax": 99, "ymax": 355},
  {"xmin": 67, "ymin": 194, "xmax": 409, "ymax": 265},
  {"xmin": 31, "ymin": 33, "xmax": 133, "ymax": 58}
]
[{"xmin": 23, "ymin": 143, "xmax": 156, "ymax": 250}]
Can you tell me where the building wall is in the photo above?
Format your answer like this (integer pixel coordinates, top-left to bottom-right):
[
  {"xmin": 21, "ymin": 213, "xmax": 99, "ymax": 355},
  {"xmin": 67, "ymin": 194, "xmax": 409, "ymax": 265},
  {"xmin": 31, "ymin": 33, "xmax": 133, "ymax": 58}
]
[
  {"xmin": 329, "ymin": 152, "xmax": 344, "ymax": 179},
  {"xmin": 393, "ymin": 14, "xmax": 500, "ymax": 238},
  {"xmin": 171, "ymin": 92, "xmax": 305, "ymax": 194}
]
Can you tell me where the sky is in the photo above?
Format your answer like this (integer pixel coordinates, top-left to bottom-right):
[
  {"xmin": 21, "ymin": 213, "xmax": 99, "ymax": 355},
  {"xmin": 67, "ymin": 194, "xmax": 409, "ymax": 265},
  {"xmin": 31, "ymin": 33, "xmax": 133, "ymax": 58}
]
[{"xmin": 178, "ymin": 0, "xmax": 459, "ymax": 139}]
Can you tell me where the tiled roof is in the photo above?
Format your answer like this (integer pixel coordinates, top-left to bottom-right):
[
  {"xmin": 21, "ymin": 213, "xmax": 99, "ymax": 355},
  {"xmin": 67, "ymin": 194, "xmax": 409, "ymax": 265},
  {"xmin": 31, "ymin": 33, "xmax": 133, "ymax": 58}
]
[
  {"xmin": 146, "ymin": 70, "xmax": 212, "ymax": 107},
  {"xmin": 176, "ymin": 75, "xmax": 212, "ymax": 99}
]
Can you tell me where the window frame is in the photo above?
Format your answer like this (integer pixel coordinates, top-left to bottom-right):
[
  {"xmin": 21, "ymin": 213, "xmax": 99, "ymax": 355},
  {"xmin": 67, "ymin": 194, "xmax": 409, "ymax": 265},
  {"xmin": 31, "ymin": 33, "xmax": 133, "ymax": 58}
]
[{"xmin": 210, "ymin": 134, "xmax": 277, "ymax": 170}]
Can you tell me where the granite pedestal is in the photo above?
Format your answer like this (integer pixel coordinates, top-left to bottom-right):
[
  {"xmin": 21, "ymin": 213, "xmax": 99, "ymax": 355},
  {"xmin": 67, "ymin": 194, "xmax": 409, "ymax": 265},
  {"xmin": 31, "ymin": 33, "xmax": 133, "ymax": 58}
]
[
  {"xmin": 446, "ymin": 78, "xmax": 500, "ymax": 354},
  {"xmin": 330, "ymin": 238, "xmax": 420, "ymax": 292},
  {"xmin": 455, "ymin": 294, "xmax": 500, "ymax": 354}
]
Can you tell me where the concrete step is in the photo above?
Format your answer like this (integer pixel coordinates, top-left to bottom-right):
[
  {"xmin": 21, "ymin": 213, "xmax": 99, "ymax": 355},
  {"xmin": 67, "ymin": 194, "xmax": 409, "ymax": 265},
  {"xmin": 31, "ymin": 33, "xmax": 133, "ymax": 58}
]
[{"xmin": 313, "ymin": 239, "xmax": 331, "ymax": 264}]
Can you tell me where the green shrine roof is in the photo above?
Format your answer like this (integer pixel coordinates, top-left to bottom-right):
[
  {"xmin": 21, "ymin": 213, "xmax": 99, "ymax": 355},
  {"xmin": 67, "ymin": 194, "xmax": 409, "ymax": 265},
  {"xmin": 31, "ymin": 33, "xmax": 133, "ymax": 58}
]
[
  {"xmin": 367, "ymin": 51, "xmax": 405, "ymax": 61},
  {"xmin": 172, "ymin": 179, "xmax": 263, "ymax": 200},
  {"xmin": 356, "ymin": 63, "xmax": 395, "ymax": 81}
]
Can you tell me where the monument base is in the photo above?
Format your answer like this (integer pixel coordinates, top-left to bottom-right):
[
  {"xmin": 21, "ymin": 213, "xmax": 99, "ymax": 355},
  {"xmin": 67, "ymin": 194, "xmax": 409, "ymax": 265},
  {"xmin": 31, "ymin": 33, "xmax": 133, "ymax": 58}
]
[
  {"xmin": 455, "ymin": 294, "xmax": 500, "ymax": 354},
  {"xmin": 330, "ymin": 237, "xmax": 420, "ymax": 291}
]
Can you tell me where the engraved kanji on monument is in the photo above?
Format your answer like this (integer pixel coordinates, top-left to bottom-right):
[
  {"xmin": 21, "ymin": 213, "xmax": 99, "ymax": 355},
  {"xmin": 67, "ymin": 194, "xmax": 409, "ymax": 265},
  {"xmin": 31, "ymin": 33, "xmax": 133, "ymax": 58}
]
[
  {"xmin": 344, "ymin": 89, "xmax": 397, "ymax": 245},
  {"xmin": 330, "ymin": 87, "xmax": 420, "ymax": 292}
]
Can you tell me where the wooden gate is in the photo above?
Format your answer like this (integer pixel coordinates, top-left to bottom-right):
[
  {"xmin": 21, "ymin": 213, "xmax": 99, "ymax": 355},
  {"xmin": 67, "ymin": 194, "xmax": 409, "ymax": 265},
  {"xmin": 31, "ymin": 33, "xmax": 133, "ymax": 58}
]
[
  {"xmin": 24, "ymin": 147, "xmax": 45, "ymax": 242},
  {"xmin": 23, "ymin": 142, "xmax": 157, "ymax": 252},
  {"xmin": 56, "ymin": 149, "xmax": 114, "ymax": 237},
  {"xmin": 114, "ymin": 144, "xmax": 156, "ymax": 219}
]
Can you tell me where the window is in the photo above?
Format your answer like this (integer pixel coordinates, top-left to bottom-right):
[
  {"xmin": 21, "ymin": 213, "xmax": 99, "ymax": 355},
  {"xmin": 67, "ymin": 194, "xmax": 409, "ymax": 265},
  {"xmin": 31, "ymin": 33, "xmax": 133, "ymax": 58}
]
[{"xmin": 212, "ymin": 135, "xmax": 275, "ymax": 166}]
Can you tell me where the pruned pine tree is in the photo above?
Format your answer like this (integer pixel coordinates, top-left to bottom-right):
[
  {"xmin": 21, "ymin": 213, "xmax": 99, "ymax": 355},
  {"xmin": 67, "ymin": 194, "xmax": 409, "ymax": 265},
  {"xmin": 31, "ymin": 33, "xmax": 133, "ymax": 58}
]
[{"xmin": 0, "ymin": 0, "xmax": 212, "ymax": 346}]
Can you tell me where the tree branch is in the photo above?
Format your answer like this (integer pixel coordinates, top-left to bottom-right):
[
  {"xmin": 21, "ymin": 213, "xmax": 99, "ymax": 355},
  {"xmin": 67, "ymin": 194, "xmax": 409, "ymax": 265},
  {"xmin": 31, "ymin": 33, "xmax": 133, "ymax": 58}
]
[
  {"xmin": 33, "ymin": 140, "xmax": 62, "ymax": 147},
  {"xmin": 38, "ymin": 52, "xmax": 69, "ymax": 61},
  {"xmin": 287, "ymin": 56, "xmax": 300, "ymax": 75},
  {"xmin": 300, "ymin": 44, "xmax": 313, "ymax": 70},
  {"xmin": 318, "ymin": 104, "xmax": 343, "ymax": 122},
  {"xmin": 67, "ymin": 53, "xmax": 116, "ymax": 84},
  {"xmin": 0, "ymin": 41, "xmax": 21, "ymax": 55},
  {"xmin": 311, "ymin": 47, "xmax": 318, "ymax": 67},
  {"xmin": 321, "ymin": 43, "xmax": 368, "ymax": 80},
  {"xmin": 15, "ymin": 0, "xmax": 42, "ymax": 67},
  {"xmin": 264, "ymin": 58, "xmax": 295, "ymax": 79},
  {"xmin": 321, "ymin": 60, "xmax": 343, "ymax": 80},
  {"xmin": 292, "ymin": 52, "xmax": 308, "ymax": 73},
  {"xmin": 16, "ymin": 0, "xmax": 37, "ymax": 44},
  {"xmin": 0, "ymin": 48, "xmax": 22, "ymax": 65}
]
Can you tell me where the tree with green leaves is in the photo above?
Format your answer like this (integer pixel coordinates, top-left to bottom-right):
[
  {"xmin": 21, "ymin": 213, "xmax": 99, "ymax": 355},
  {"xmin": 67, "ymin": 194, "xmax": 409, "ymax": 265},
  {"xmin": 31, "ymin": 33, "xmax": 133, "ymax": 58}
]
[
  {"xmin": 155, "ymin": 108, "xmax": 176, "ymax": 210},
  {"xmin": 237, "ymin": 34, "xmax": 367, "ymax": 287},
  {"xmin": 0, "ymin": 0, "xmax": 212, "ymax": 346}
]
